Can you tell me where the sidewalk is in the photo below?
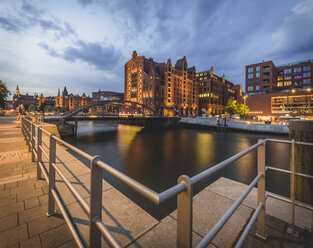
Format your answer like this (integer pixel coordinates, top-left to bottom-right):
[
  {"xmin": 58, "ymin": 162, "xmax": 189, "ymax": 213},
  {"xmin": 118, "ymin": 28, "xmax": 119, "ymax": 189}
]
[{"xmin": 0, "ymin": 116, "xmax": 312, "ymax": 247}]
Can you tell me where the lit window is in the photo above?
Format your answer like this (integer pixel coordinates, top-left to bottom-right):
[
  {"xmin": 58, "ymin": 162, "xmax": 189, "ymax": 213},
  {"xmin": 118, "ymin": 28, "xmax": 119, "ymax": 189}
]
[
  {"xmin": 303, "ymin": 72, "xmax": 311, "ymax": 78},
  {"xmin": 277, "ymin": 82, "xmax": 283, "ymax": 87},
  {"xmin": 294, "ymin": 75, "xmax": 302, "ymax": 79},
  {"xmin": 285, "ymin": 76, "xmax": 292, "ymax": 80},
  {"xmin": 248, "ymin": 67, "xmax": 254, "ymax": 73},
  {"xmin": 294, "ymin": 67, "xmax": 302, "ymax": 73},
  {"xmin": 284, "ymin": 69, "xmax": 291, "ymax": 74},
  {"xmin": 200, "ymin": 73, "xmax": 203, "ymax": 76},
  {"xmin": 284, "ymin": 81, "xmax": 292, "ymax": 86},
  {"xmin": 303, "ymin": 79, "xmax": 311, "ymax": 84},
  {"xmin": 303, "ymin": 65, "xmax": 311, "ymax": 71},
  {"xmin": 277, "ymin": 76, "xmax": 283, "ymax": 81}
]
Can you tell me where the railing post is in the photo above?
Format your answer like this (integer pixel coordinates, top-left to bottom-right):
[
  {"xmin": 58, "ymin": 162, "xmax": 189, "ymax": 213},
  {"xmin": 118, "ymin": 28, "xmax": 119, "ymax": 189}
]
[
  {"xmin": 177, "ymin": 175, "xmax": 193, "ymax": 248},
  {"xmin": 37, "ymin": 126, "xmax": 42, "ymax": 179},
  {"xmin": 287, "ymin": 139, "xmax": 298, "ymax": 236},
  {"xmin": 47, "ymin": 134, "xmax": 56, "ymax": 216},
  {"xmin": 256, "ymin": 139, "xmax": 267, "ymax": 240},
  {"xmin": 89, "ymin": 155, "xmax": 103, "ymax": 248},
  {"xmin": 31, "ymin": 122, "xmax": 35, "ymax": 162},
  {"xmin": 27, "ymin": 121, "xmax": 31, "ymax": 152}
]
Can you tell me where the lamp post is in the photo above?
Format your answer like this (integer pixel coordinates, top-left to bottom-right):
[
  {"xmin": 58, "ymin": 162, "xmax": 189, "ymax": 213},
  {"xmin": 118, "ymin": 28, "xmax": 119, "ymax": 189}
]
[
  {"xmin": 243, "ymin": 95, "xmax": 248, "ymax": 117},
  {"xmin": 307, "ymin": 88, "xmax": 311, "ymax": 113}
]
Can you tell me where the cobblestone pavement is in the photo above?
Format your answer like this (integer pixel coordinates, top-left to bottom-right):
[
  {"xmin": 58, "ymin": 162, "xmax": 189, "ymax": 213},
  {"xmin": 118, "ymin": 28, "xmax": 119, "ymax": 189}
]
[{"xmin": 0, "ymin": 116, "xmax": 312, "ymax": 248}]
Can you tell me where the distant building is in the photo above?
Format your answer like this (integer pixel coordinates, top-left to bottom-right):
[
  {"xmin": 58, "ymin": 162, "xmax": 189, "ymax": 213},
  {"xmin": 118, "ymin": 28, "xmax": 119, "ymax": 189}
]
[
  {"xmin": 124, "ymin": 50, "xmax": 199, "ymax": 116},
  {"xmin": 55, "ymin": 87, "xmax": 91, "ymax": 110},
  {"xmin": 246, "ymin": 59, "xmax": 313, "ymax": 95},
  {"xmin": 13, "ymin": 86, "xmax": 38, "ymax": 109},
  {"xmin": 197, "ymin": 67, "xmax": 242, "ymax": 115},
  {"xmin": 247, "ymin": 90, "xmax": 313, "ymax": 117},
  {"xmin": 37, "ymin": 94, "xmax": 55, "ymax": 110},
  {"xmin": 92, "ymin": 90, "xmax": 124, "ymax": 102}
]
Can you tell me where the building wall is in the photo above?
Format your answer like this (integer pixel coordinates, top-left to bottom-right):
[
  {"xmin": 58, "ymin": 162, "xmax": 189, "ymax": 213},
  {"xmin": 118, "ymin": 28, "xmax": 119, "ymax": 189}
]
[
  {"xmin": 124, "ymin": 51, "xmax": 198, "ymax": 116},
  {"xmin": 198, "ymin": 67, "xmax": 241, "ymax": 115},
  {"xmin": 246, "ymin": 59, "xmax": 313, "ymax": 95},
  {"xmin": 246, "ymin": 91, "xmax": 313, "ymax": 116}
]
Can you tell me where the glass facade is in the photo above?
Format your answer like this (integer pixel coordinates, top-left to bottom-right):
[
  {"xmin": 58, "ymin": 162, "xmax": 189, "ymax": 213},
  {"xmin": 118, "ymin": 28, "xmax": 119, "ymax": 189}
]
[{"xmin": 272, "ymin": 95, "xmax": 313, "ymax": 114}]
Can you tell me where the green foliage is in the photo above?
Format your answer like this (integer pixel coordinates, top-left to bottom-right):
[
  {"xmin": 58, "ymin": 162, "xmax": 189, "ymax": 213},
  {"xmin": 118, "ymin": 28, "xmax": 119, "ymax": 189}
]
[
  {"xmin": 225, "ymin": 97, "xmax": 249, "ymax": 116},
  {"xmin": 225, "ymin": 98, "xmax": 238, "ymax": 115},
  {"xmin": 44, "ymin": 105, "xmax": 53, "ymax": 112},
  {"xmin": 28, "ymin": 104, "xmax": 36, "ymax": 112},
  {"xmin": 0, "ymin": 80, "xmax": 11, "ymax": 108}
]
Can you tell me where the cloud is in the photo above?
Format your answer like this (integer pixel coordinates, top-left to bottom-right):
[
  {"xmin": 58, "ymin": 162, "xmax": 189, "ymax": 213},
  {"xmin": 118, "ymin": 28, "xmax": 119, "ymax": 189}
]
[
  {"xmin": 63, "ymin": 40, "xmax": 123, "ymax": 71},
  {"xmin": 38, "ymin": 42, "xmax": 60, "ymax": 57},
  {"xmin": 0, "ymin": 1, "xmax": 75, "ymax": 38}
]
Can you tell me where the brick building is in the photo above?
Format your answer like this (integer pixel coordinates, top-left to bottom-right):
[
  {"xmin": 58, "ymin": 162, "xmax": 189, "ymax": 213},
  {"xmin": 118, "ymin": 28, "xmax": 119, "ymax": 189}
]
[
  {"xmin": 197, "ymin": 67, "xmax": 242, "ymax": 115},
  {"xmin": 124, "ymin": 51, "xmax": 199, "ymax": 116},
  {"xmin": 37, "ymin": 94, "xmax": 55, "ymax": 110},
  {"xmin": 55, "ymin": 87, "xmax": 91, "ymax": 110},
  {"xmin": 92, "ymin": 90, "xmax": 124, "ymax": 102},
  {"xmin": 13, "ymin": 86, "xmax": 38, "ymax": 109},
  {"xmin": 246, "ymin": 90, "xmax": 313, "ymax": 117},
  {"xmin": 246, "ymin": 59, "xmax": 313, "ymax": 95}
]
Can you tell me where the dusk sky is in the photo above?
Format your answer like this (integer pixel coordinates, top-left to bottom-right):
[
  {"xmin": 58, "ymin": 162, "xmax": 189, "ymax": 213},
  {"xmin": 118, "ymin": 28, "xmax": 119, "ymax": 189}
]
[{"xmin": 1, "ymin": 0, "xmax": 313, "ymax": 99}]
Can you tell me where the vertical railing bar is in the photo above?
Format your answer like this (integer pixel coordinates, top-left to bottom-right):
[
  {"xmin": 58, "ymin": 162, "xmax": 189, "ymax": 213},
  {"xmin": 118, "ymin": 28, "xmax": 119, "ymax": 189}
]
[
  {"xmin": 47, "ymin": 134, "xmax": 57, "ymax": 216},
  {"xmin": 177, "ymin": 175, "xmax": 193, "ymax": 248},
  {"xmin": 256, "ymin": 139, "xmax": 267, "ymax": 240},
  {"xmin": 37, "ymin": 126, "xmax": 42, "ymax": 179},
  {"xmin": 89, "ymin": 155, "xmax": 103, "ymax": 248},
  {"xmin": 31, "ymin": 122, "xmax": 35, "ymax": 162}
]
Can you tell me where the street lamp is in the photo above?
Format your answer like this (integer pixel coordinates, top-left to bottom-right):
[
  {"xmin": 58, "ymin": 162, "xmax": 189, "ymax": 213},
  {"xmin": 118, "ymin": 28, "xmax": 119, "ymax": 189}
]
[
  {"xmin": 307, "ymin": 88, "xmax": 311, "ymax": 113},
  {"xmin": 243, "ymin": 95, "xmax": 248, "ymax": 117}
]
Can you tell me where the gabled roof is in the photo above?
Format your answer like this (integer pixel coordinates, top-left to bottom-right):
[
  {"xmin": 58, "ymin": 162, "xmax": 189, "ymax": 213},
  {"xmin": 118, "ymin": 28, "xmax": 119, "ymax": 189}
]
[{"xmin": 175, "ymin": 59, "xmax": 183, "ymax": 69}]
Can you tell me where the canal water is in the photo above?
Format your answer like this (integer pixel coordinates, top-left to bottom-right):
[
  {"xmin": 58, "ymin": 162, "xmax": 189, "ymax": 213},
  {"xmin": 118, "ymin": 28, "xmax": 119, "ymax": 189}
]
[{"xmin": 63, "ymin": 121, "xmax": 290, "ymax": 220}]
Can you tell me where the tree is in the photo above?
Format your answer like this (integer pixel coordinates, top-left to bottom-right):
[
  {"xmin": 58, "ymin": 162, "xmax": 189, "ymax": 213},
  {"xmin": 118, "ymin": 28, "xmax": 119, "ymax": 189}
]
[
  {"xmin": 0, "ymin": 80, "xmax": 11, "ymax": 108},
  {"xmin": 44, "ymin": 105, "xmax": 53, "ymax": 112},
  {"xmin": 17, "ymin": 104, "xmax": 25, "ymax": 113},
  {"xmin": 237, "ymin": 103, "xmax": 249, "ymax": 116},
  {"xmin": 28, "ymin": 104, "xmax": 36, "ymax": 112},
  {"xmin": 225, "ymin": 98, "xmax": 238, "ymax": 115}
]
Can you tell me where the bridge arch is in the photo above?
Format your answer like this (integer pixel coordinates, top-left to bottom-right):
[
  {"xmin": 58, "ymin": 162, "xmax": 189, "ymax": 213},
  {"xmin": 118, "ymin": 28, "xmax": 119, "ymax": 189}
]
[{"xmin": 63, "ymin": 100, "xmax": 159, "ymax": 119}]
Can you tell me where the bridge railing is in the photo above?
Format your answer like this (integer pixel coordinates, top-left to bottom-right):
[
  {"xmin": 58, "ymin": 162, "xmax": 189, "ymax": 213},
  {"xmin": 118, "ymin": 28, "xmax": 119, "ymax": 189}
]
[{"xmin": 20, "ymin": 117, "xmax": 313, "ymax": 248}]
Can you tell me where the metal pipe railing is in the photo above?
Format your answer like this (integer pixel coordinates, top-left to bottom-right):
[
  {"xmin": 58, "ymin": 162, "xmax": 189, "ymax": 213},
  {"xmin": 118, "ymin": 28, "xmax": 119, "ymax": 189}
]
[
  {"xmin": 19, "ymin": 117, "xmax": 313, "ymax": 248},
  {"xmin": 197, "ymin": 173, "xmax": 263, "ymax": 248},
  {"xmin": 51, "ymin": 188, "xmax": 86, "ymax": 248},
  {"xmin": 191, "ymin": 141, "xmax": 263, "ymax": 184}
]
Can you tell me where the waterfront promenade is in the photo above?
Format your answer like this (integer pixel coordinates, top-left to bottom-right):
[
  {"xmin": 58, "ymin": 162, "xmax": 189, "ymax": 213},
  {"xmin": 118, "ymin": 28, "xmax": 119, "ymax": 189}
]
[{"xmin": 0, "ymin": 116, "xmax": 312, "ymax": 247}]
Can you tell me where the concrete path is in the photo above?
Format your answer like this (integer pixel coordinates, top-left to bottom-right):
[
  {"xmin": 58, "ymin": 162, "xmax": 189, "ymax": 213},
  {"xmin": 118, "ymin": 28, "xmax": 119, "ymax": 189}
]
[{"xmin": 0, "ymin": 116, "xmax": 312, "ymax": 248}]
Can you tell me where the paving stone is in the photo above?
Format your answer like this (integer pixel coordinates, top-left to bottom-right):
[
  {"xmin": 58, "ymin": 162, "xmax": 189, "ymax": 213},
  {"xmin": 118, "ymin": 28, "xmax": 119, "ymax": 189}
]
[
  {"xmin": 0, "ymin": 201, "xmax": 24, "ymax": 218},
  {"xmin": 10, "ymin": 182, "xmax": 35, "ymax": 195},
  {"xmin": 282, "ymin": 226, "xmax": 313, "ymax": 248},
  {"xmin": 0, "ymin": 213, "xmax": 18, "ymax": 232},
  {"xmin": 28, "ymin": 214, "xmax": 65, "ymax": 237},
  {"xmin": 25, "ymin": 197, "xmax": 40, "ymax": 209},
  {"xmin": 20, "ymin": 235, "xmax": 42, "ymax": 248},
  {"xmin": 17, "ymin": 188, "xmax": 43, "ymax": 201},
  {"xmin": 127, "ymin": 216, "xmax": 205, "ymax": 248},
  {"xmin": 4, "ymin": 181, "xmax": 18, "ymax": 189},
  {"xmin": 0, "ymin": 224, "xmax": 28, "ymax": 248},
  {"xmin": 0, "ymin": 189, "xmax": 9, "ymax": 198},
  {"xmin": 40, "ymin": 224, "xmax": 73, "ymax": 248},
  {"xmin": 56, "ymin": 239, "xmax": 76, "ymax": 248},
  {"xmin": 0, "ymin": 185, "xmax": 4, "ymax": 191},
  {"xmin": 39, "ymin": 194, "xmax": 48, "ymax": 206},
  {"xmin": 170, "ymin": 189, "xmax": 253, "ymax": 248},
  {"xmin": 19, "ymin": 205, "xmax": 47, "ymax": 224},
  {"xmin": 246, "ymin": 225, "xmax": 283, "ymax": 248}
]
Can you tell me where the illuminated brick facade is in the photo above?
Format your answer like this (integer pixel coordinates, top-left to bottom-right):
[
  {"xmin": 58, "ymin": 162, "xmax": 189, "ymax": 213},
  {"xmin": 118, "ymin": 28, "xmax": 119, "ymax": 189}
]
[
  {"xmin": 246, "ymin": 59, "xmax": 313, "ymax": 95},
  {"xmin": 55, "ymin": 87, "xmax": 91, "ymax": 110},
  {"xmin": 197, "ymin": 67, "xmax": 242, "ymax": 115},
  {"xmin": 124, "ymin": 51, "xmax": 199, "ymax": 116}
]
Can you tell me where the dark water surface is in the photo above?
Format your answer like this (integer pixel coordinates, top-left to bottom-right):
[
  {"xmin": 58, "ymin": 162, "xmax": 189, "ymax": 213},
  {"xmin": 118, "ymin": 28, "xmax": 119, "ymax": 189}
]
[{"xmin": 63, "ymin": 121, "xmax": 290, "ymax": 219}]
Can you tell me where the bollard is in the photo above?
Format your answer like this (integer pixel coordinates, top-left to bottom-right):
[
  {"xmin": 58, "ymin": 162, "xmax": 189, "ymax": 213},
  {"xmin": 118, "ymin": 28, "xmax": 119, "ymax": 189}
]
[{"xmin": 177, "ymin": 175, "xmax": 193, "ymax": 248}]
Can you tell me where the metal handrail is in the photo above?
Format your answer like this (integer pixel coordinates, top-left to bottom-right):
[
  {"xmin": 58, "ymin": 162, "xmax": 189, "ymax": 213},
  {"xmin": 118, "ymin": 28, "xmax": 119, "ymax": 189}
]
[
  {"xmin": 197, "ymin": 173, "xmax": 263, "ymax": 248},
  {"xmin": 19, "ymin": 117, "xmax": 313, "ymax": 248}
]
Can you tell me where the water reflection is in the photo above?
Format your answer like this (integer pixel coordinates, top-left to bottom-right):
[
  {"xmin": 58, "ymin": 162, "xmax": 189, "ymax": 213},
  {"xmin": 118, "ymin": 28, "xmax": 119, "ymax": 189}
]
[{"xmin": 64, "ymin": 121, "xmax": 289, "ymax": 219}]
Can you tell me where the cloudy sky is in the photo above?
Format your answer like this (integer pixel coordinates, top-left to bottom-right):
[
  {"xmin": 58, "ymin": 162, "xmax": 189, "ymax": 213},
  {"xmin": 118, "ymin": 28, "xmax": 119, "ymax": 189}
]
[{"xmin": 1, "ymin": 0, "xmax": 313, "ymax": 99}]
